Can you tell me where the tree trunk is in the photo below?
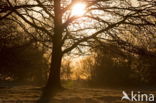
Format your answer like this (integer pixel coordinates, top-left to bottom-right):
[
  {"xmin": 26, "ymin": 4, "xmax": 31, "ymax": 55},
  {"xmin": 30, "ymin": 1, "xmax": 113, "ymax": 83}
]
[
  {"xmin": 38, "ymin": 45, "xmax": 63, "ymax": 103},
  {"xmin": 38, "ymin": 0, "xmax": 63, "ymax": 103}
]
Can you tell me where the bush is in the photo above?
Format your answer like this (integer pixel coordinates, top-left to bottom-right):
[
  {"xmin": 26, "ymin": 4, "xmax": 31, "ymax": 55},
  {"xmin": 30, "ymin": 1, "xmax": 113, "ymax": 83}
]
[
  {"xmin": 0, "ymin": 44, "xmax": 49, "ymax": 84},
  {"xmin": 87, "ymin": 45, "xmax": 152, "ymax": 88}
]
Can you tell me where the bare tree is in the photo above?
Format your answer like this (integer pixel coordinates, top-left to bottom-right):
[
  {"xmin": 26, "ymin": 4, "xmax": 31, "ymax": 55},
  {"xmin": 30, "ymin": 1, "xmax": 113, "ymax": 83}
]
[{"xmin": 1, "ymin": 0, "xmax": 155, "ymax": 103}]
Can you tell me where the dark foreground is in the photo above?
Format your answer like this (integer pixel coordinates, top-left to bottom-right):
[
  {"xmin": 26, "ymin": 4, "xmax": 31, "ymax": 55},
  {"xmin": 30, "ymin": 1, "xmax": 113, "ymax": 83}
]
[{"xmin": 0, "ymin": 85, "xmax": 155, "ymax": 103}]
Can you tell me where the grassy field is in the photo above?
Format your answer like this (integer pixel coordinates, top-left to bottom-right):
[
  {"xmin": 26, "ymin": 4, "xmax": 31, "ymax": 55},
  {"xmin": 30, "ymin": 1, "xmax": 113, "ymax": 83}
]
[{"xmin": 0, "ymin": 85, "xmax": 155, "ymax": 103}]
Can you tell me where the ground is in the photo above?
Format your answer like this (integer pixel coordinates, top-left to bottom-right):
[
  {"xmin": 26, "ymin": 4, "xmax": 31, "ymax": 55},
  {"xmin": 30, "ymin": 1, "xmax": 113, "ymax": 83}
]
[{"xmin": 0, "ymin": 85, "xmax": 155, "ymax": 103}]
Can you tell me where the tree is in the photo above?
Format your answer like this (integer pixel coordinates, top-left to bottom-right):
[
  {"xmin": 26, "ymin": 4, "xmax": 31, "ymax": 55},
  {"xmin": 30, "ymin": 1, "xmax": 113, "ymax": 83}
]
[
  {"xmin": 61, "ymin": 59, "xmax": 72, "ymax": 80},
  {"xmin": 1, "ymin": 0, "xmax": 155, "ymax": 103},
  {"xmin": 0, "ymin": 16, "xmax": 48, "ymax": 83},
  {"xmin": 0, "ymin": 44, "xmax": 49, "ymax": 83}
]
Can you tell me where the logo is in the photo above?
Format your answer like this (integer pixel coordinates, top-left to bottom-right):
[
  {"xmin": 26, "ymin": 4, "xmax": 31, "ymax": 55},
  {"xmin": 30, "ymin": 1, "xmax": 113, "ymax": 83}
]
[{"xmin": 121, "ymin": 91, "xmax": 155, "ymax": 102}]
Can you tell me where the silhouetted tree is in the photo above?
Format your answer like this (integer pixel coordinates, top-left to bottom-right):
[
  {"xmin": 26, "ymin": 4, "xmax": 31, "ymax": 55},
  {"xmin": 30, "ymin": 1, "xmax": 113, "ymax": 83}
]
[
  {"xmin": 0, "ymin": 44, "xmax": 49, "ymax": 83},
  {"xmin": 1, "ymin": 0, "xmax": 155, "ymax": 103},
  {"xmin": 89, "ymin": 42, "xmax": 156, "ymax": 87},
  {"xmin": 0, "ymin": 17, "xmax": 49, "ymax": 83}
]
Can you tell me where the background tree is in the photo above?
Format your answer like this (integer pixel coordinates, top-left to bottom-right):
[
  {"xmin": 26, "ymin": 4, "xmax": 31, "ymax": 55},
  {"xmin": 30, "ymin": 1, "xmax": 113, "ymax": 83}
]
[
  {"xmin": 0, "ymin": 16, "xmax": 49, "ymax": 84},
  {"xmin": 61, "ymin": 59, "xmax": 72, "ymax": 80}
]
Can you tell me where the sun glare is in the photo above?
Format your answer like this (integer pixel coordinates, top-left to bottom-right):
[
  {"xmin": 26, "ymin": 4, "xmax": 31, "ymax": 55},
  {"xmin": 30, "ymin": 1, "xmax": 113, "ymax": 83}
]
[{"xmin": 71, "ymin": 3, "xmax": 86, "ymax": 16}]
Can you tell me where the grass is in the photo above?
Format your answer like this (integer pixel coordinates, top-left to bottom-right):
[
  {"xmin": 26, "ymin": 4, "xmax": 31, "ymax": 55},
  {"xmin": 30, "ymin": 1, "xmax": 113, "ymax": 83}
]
[{"xmin": 0, "ymin": 85, "xmax": 154, "ymax": 103}]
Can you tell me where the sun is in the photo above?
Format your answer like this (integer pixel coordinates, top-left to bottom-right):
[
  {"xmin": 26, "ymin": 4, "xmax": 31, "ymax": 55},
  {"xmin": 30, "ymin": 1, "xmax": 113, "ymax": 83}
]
[{"xmin": 71, "ymin": 3, "xmax": 86, "ymax": 16}]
